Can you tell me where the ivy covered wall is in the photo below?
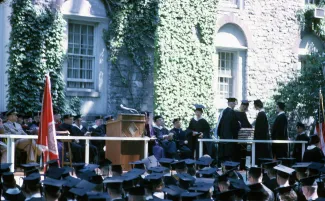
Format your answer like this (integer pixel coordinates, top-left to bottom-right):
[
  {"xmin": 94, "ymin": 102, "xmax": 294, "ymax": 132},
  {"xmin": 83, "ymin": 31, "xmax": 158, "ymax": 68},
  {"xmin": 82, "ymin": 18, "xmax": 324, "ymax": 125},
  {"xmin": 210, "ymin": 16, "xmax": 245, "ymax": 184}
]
[
  {"xmin": 7, "ymin": 0, "xmax": 66, "ymax": 114},
  {"xmin": 154, "ymin": 0, "xmax": 218, "ymax": 127}
]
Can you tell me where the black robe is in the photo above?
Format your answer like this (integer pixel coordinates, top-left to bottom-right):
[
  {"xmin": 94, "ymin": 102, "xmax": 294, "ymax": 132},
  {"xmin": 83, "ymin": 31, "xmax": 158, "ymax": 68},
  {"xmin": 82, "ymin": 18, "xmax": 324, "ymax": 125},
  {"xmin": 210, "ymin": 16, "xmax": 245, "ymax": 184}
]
[
  {"xmin": 248, "ymin": 183, "xmax": 274, "ymax": 201},
  {"xmin": 170, "ymin": 128, "xmax": 192, "ymax": 159},
  {"xmin": 217, "ymin": 107, "xmax": 241, "ymax": 161},
  {"xmin": 292, "ymin": 132, "xmax": 310, "ymax": 162},
  {"xmin": 263, "ymin": 177, "xmax": 278, "ymax": 193},
  {"xmin": 271, "ymin": 113, "xmax": 289, "ymax": 158},
  {"xmin": 187, "ymin": 118, "xmax": 212, "ymax": 159},
  {"xmin": 254, "ymin": 110, "xmax": 272, "ymax": 159},
  {"xmin": 302, "ymin": 146, "xmax": 325, "ymax": 163},
  {"xmin": 235, "ymin": 110, "xmax": 252, "ymax": 128}
]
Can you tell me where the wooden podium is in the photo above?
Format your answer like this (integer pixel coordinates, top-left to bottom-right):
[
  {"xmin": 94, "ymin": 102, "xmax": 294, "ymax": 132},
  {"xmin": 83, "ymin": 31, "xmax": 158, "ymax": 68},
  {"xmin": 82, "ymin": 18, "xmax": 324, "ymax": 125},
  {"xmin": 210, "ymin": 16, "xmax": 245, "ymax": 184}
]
[{"xmin": 105, "ymin": 113, "xmax": 146, "ymax": 170}]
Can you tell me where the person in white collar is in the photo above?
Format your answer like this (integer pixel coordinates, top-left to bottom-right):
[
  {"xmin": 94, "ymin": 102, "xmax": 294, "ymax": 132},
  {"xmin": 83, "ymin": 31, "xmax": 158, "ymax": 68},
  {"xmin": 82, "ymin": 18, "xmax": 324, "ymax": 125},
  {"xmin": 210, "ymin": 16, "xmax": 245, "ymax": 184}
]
[
  {"xmin": 3, "ymin": 108, "xmax": 40, "ymax": 162},
  {"xmin": 303, "ymin": 134, "xmax": 325, "ymax": 163},
  {"xmin": 187, "ymin": 104, "xmax": 212, "ymax": 159},
  {"xmin": 292, "ymin": 122, "xmax": 310, "ymax": 162},
  {"xmin": 301, "ymin": 176, "xmax": 319, "ymax": 201},
  {"xmin": 253, "ymin": 99, "xmax": 272, "ymax": 160},
  {"xmin": 271, "ymin": 102, "xmax": 289, "ymax": 159},
  {"xmin": 22, "ymin": 173, "xmax": 44, "ymax": 201},
  {"xmin": 215, "ymin": 98, "xmax": 241, "ymax": 162},
  {"xmin": 274, "ymin": 164, "xmax": 295, "ymax": 188}
]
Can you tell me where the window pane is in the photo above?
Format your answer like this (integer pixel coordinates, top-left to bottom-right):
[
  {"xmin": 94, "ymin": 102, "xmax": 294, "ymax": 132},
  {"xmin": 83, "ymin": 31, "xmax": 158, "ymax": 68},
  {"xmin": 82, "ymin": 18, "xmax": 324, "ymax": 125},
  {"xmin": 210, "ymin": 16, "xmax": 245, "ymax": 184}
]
[
  {"xmin": 67, "ymin": 22, "xmax": 95, "ymax": 89},
  {"xmin": 218, "ymin": 51, "xmax": 234, "ymax": 98}
]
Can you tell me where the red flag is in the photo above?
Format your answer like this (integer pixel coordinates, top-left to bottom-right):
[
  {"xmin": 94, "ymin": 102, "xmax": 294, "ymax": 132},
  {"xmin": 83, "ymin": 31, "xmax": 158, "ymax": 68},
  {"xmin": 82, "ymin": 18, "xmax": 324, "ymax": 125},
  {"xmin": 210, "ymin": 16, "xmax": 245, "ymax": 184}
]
[
  {"xmin": 37, "ymin": 74, "xmax": 59, "ymax": 166},
  {"xmin": 315, "ymin": 89, "xmax": 325, "ymax": 154}
]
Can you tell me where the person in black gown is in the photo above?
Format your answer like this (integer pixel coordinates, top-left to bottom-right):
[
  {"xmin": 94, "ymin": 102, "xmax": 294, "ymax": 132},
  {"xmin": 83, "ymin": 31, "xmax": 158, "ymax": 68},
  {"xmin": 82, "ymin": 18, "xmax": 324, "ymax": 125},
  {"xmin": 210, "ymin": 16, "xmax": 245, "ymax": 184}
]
[
  {"xmin": 170, "ymin": 118, "xmax": 192, "ymax": 159},
  {"xmin": 215, "ymin": 98, "xmax": 241, "ymax": 162},
  {"xmin": 152, "ymin": 115, "xmax": 168, "ymax": 160},
  {"xmin": 303, "ymin": 134, "xmax": 325, "ymax": 163},
  {"xmin": 235, "ymin": 100, "xmax": 252, "ymax": 128},
  {"xmin": 292, "ymin": 122, "xmax": 310, "ymax": 162},
  {"xmin": 253, "ymin": 99, "xmax": 272, "ymax": 160},
  {"xmin": 186, "ymin": 104, "xmax": 212, "ymax": 159},
  {"xmin": 271, "ymin": 102, "xmax": 289, "ymax": 159}
]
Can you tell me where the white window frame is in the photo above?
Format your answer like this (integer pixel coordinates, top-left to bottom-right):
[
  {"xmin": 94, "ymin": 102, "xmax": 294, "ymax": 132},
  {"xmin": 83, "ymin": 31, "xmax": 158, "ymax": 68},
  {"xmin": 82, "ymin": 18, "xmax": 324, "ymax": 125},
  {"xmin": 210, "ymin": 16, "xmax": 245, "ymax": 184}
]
[
  {"xmin": 217, "ymin": 51, "xmax": 234, "ymax": 100},
  {"xmin": 220, "ymin": 0, "xmax": 244, "ymax": 9},
  {"xmin": 65, "ymin": 19, "xmax": 99, "ymax": 92},
  {"xmin": 305, "ymin": 0, "xmax": 316, "ymax": 4}
]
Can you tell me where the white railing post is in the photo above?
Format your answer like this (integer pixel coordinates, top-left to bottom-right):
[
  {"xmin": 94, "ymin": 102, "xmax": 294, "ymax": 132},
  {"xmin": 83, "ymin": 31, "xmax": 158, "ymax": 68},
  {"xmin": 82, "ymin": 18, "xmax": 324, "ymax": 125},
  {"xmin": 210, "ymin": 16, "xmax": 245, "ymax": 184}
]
[
  {"xmin": 10, "ymin": 137, "xmax": 15, "ymax": 172},
  {"xmin": 251, "ymin": 142, "xmax": 256, "ymax": 167},
  {"xmin": 199, "ymin": 140, "xmax": 203, "ymax": 158},
  {"xmin": 85, "ymin": 138, "xmax": 90, "ymax": 164},
  {"xmin": 6, "ymin": 136, "xmax": 12, "ymax": 170},
  {"xmin": 302, "ymin": 142, "xmax": 306, "ymax": 159},
  {"xmin": 144, "ymin": 140, "xmax": 148, "ymax": 159}
]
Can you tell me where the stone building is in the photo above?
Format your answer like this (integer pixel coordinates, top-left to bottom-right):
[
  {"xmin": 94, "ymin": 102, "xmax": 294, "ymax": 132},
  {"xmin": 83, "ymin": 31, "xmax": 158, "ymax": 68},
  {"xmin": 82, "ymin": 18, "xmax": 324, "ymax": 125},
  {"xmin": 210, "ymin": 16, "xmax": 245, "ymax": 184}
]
[{"xmin": 0, "ymin": 0, "xmax": 324, "ymax": 120}]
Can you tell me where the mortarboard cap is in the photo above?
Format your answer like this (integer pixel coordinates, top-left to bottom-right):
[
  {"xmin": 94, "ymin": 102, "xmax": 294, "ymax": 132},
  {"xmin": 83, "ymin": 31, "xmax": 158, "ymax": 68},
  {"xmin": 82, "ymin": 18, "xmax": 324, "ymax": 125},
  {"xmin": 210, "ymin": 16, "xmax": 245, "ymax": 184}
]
[
  {"xmin": 189, "ymin": 183, "xmax": 213, "ymax": 192},
  {"xmin": 46, "ymin": 159, "xmax": 60, "ymax": 168},
  {"xmin": 80, "ymin": 164, "xmax": 100, "ymax": 172},
  {"xmin": 173, "ymin": 160, "xmax": 186, "ymax": 170},
  {"xmin": 241, "ymin": 100, "xmax": 250, "ymax": 105},
  {"xmin": 180, "ymin": 192, "xmax": 202, "ymax": 201},
  {"xmin": 229, "ymin": 178, "xmax": 250, "ymax": 192},
  {"xmin": 159, "ymin": 158, "xmax": 174, "ymax": 168},
  {"xmin": 45, "ymin": 167, "xmax": 65, "ymax": 180},
  {"xmin": 95, "ymin": 115, "xmax": 103, "ymax": 120},
  {"xmin": 300, "ymin": 176, "xmax": 318, "ymax": 186},
  {"xmin": 177, "ymin": 173, "xmax": 196, "ymax": 189},
  {"xmin": 63, "ymin": 176, "xmax": 81, "ymax": 188},
  {"xmin": 163, "ymin": 175, "xmax": 178, "ymax": 186},
  {"xmin": 99, "ymin": 158, "xmax": 112, "ymax": 168},
  {"xmin": 2, "ymin": 172, "xmax": 15, "ymax": 186},
  {"xmin": 129, "ymin": 160, "xmax": 145, "ymax": 170},
  {"xmin": 148, "ymin": 166, "xmax": 169, "ymax": 174},
  {"xmin": 42, "ymin": 177, "xmax": 66, "ymax": 188},
  {"xmin": 128, "ymin": 186, "xmax": 145, "ymax": 196},
  {"xmin": 217, "ymin": 173, "xmax": 229, "ymax": 183},
  {"xmin": 274, "ymin": 164, "xmax": 295, "ymax": 178},
  {"xmin": 104, "ymin": 115, "xmax": 114, "ymax": 121},
  {"xmin": 162, "ymin": 185, "xmax": 185, "ymax": 197},
  {"xmin": 226, "ymin": 98, "xmax": 237, "ymax": 103},
  {"xmin": 154, "ymin": 115, "xmax": 163, "ymax": 122},
  {"xmin": 87, "ymin": 192, "xmax": 110, "ymax": 200},
  {"xmin": 0, "ymin": 163, "xmax": 12, "ymax": 173},
  {"xmin": 26, "ymin": 168, "xmax": 39, "ymax": 177},
  {"xmin": 63, "ymin": 114, "xmax": 74, "ymax": 119},
  {"xmin": 258, "ymin": 158, "xmax": 273, "ymax": 166},
  {"xmin": 195, "ymin": 178, "xmax": 215, "ymax": 185},
  {"xmin": 142, "ymin": 155, "xmax": 158, "ymax": 169},
  {"xmin": 308, "ymin": 162, "xmax": 324, "ymax": 171},
  {"xmin": 263, "ymin": 161, "xmax": 279, "ymax": 169},
  {"xmin": 198, "ymin": 167, "xmax": 218, "ymax": 178},
  {"xmin": 74, "ymin": 114, "xmax": 82, "ymax": 119},
  {"xmin": 223, "ymin": 161, "xmax": 240, "ymax": 170},
  {"xmin": 21, "ymin": 163, "xmax": 39, "ymax": 175},
  {"xmin": 104, "ymin": 176, "xmax": 124, "ymax": 190},
  {"xmin": 196, "ymin": 157, "xmax": 213, "ymax": 168},
  {"xmin": 278, "ymin": 158, "xmax": 296, "ymax": 167},
  {"xmin": 172, "ymin": 118, "xmax": 180, "ymax": 124},
  {"xmin": 292, "ymin": 162, "xmax": 311, "ymax": 173},
  {"xmin": 75, "ymin": 179, "xmax": 97, "ymax": 190},
  {"xmin": 69, "ymin": 188, "xmax": 88, "ymax": 197},
  {"xmin": 23, "ymin": 173, "xmax": 41, "ymax": 186},
  {"xmin": 72, "ymin": 163, "xmax": 86, "ymax": 171},
  {"xmin": 61, "ymin": 166, "xmax": 73, "ymax": 178},
  {"xmin": 6, "ymin": 108, "xmax": 17, "ymax": 116},
  {"xmin": 184, "ymin": 159, "xmax": 196, "ymax": 167},
  {"xmin": 296, "ymin": 122, "xmax": 305, "ymax": 129},
  {"xmin": 125, "ymin": 168, "xmax": 146, "ymax": 176},
  {"xmin": 193, "ymin": 104, "xmax": 205, "ymax": 112},
  {"xmin": 144, "ymin": 173, "xmax": 164, "ymax": 186},
  {"xmin": 90, "ymin": 175, "xmax": 104, "ymax": 185},
  {"xmin": 253, "ymin": 99, "xmax": 263, "ymax": 107}
]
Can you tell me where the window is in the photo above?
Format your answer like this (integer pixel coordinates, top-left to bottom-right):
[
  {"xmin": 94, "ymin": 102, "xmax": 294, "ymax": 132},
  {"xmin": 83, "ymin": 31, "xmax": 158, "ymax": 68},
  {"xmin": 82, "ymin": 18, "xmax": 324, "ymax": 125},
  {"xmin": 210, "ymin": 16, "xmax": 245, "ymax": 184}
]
[
  {"xmin": 305, "ymin": 0, "xmax": 318, "ymax": 4},
  {"xmin": 218, "ymin": 52, "xmax": 234, "ymax": 99},
  {"xmin": 67, "ymin": 22, "xmax": 95, "ymax": 89},
  {"xmin": 222, "ymin": 0, "xmax": 244, "ymax": 9}
]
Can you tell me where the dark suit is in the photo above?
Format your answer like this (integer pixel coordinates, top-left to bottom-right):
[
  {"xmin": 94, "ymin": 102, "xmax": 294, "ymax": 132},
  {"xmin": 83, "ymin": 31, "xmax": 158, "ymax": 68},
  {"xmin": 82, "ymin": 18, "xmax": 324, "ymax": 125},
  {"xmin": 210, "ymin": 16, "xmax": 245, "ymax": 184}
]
[
  {"xmin": 263, "ymin": 177, "xmax": 278, "ymax": 193},
  {"xmin": 170, "ymin": 128, "xmax": 192, "ymax": 159},
  {"xmin": 292, "ymin": 132, "xmax": 309, "ymax": 162},
  {"xmin": 271, "ymin": 112, "xmax": 288, "ymax": 158},
  {"xmin": 217, "ymin": 107, "xmax": 241, "ymax": 161}
]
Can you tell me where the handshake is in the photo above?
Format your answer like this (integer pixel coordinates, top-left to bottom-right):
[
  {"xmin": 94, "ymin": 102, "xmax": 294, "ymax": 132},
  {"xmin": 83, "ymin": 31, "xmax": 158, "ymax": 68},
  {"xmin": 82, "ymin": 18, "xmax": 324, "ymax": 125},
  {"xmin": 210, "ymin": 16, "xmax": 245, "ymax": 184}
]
[{"xmin": 193, "ymin": 131, "xmax": 203, "ymax": 138}]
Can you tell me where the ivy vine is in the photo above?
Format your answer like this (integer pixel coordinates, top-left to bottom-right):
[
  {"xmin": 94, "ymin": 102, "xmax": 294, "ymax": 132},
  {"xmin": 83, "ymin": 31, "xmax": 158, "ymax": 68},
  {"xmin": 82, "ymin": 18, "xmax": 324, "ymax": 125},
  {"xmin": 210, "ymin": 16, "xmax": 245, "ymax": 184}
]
[
  {"xmin": 154, "ymin": 0, "xmax": 218, "ymax": 127},
  {"xmin": 7, "ymin": 0, "xmax": 67, "ymax": 114},
  {"xmin": 101, "ymin": 0, "xmax": 159, "ymax": 108}
]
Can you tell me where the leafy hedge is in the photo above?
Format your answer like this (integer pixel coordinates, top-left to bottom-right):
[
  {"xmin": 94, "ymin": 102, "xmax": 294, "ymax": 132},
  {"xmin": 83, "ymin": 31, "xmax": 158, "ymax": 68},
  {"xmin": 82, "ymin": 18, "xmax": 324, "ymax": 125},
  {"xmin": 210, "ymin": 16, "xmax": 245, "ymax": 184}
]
[
  {"xmin": 154, "ymin": 0, "xmax": 218, "ymax": 127},
  {"xmin": 7, "ymin": 0, "xmax": 66, "ymax": 114}
]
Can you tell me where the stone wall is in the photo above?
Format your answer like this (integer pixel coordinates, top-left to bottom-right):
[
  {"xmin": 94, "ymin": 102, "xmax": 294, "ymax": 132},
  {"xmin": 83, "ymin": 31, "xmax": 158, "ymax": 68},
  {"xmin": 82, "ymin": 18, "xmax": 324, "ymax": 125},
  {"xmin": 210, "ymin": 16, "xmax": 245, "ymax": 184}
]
[{"xmin": 216, "ymin": 0, "xmax": 303, "ymax": 102}]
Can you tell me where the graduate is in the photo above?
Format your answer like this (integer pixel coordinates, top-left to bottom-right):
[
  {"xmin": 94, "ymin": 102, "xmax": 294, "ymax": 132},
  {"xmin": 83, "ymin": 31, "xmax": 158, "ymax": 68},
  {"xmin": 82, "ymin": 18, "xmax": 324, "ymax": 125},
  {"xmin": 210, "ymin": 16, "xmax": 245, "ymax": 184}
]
[
  {"xmin": 303, "ymin": 134, "xmax": 325, "ymax": 163},
  {"xmin": 215, "ymin": 98, "xmax": 241, "ymax": 162},
  {"xmin": 292, "ymin": 122, "xmax": 310, "ymax": 162},
  {"xmin": 235, "ymin": 100, "xmax": 252, "ymax": 128},
  {"xmin": 247, "ymin": 167, "xmax": 274, "ymax": 201},
  {"xmin": 271, "ymin": 102, "xmax": 289, "ymax": 159},
  {"xmin": 253, "ymin": 99, "xmax": 272, "ymax": 160},
  {"xmin": 170, "ymin": 118, "xmax": 192, "ymax": 159},
  {"xmin": 262, "ymin": 161, "xmax": 280, "ymax": 193},
  {"xmin": 187, "ymin": 104, "xmax": 212, "ymax": 159}
]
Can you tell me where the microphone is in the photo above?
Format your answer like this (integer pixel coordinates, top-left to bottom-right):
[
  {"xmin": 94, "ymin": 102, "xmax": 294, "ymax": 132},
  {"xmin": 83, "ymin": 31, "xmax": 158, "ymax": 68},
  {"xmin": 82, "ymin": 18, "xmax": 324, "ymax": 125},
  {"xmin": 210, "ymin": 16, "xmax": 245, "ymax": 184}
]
[{"xmin": 120, "ymin": 104, "xmax": 139, "ymax": 114}]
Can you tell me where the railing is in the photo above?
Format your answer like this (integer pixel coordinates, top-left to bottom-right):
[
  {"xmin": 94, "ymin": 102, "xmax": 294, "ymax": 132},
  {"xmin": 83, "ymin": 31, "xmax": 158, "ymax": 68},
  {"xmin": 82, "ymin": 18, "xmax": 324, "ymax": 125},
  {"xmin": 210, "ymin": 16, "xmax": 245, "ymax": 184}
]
[
  {"xmin": 198, "ymin": 139, "xmax": 308, "ymax": 166},
  {"xmin": 0, "ymin": 134, "xmax": 153, "ymax": 172}
]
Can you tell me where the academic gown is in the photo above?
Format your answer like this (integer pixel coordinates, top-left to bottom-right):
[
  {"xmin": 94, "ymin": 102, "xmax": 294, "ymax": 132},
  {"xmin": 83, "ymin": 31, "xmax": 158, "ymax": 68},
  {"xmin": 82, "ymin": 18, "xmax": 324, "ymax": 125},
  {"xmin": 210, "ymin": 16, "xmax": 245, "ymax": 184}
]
[
  {"xmin": 254, "ymin": 110, "xmax": 272, "ymax": 159},
  {"xmin": 187, "ymin": 118, "xmax": 212, "ymax": 159},
  {"xmin": 293, "ymin": 182, "xmax": 307, "ymax": 201},
  {"xmin": 271, "ymin": 113, "xmax": 289, "ymax": 159},
  {"xmin": 217, "ymin": 108, "xmax": 241, "ymax": 161},
  {"xmin": 235, "ymin": 110, "xmax": 252, "ymax": 128},
  {"xmin": 170, "ymin": 128, "xmax": 192, "ymax": 159},
  {"xmin": 248, "ymin": 183, "xmax": 274, "ymax": 201},
  {"xmin": 302, "ymin": 145, "xmax": 325, "ymax": 163},
  {"xmin": 263, "ymin": 177, "xmax": 278, "ymax": 193},
  {"xmin": 90, "ymin": 124, "xmax": 106, "ymax": 160},
  {"xmin": 152, "ymin": 126, "xmax": 168, "ymax": 160},
  {"xmin": 292, "ymin": 132, "xmax": 310, "ymax": 162}
]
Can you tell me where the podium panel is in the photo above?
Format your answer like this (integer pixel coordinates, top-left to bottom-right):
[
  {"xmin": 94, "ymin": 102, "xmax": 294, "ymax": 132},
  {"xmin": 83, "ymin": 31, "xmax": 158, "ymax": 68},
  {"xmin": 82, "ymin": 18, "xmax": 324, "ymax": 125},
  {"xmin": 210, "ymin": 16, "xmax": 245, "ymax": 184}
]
[{"xmin": 105, "ymin": 114, "xmax": 145, "ymax": 170}]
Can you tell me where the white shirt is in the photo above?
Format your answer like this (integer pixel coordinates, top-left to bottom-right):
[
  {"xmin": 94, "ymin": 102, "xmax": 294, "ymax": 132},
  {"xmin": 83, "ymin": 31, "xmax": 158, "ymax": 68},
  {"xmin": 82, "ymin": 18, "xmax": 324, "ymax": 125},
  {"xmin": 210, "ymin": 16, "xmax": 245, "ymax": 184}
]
[
  {"xmin": 307, "ymin": 194, "xmax": 318, "ymax": 200},
  {"xmin": 278, "ymin": 111, "xmax": 285, "ymax": 116},
  {"xmin": 25, "ymin": 193, "xmax": 42, "ymax": 201}
]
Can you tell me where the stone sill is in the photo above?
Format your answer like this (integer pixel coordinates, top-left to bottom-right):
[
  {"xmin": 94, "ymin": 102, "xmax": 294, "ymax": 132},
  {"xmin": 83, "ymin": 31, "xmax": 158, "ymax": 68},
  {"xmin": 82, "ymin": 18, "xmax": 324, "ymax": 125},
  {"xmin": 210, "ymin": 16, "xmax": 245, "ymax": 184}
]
[{"xmin": 66, "ymin": 89, "xmax": 100, "ymax": 98}]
